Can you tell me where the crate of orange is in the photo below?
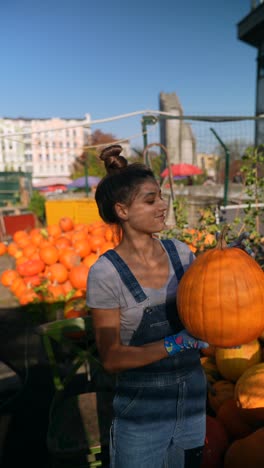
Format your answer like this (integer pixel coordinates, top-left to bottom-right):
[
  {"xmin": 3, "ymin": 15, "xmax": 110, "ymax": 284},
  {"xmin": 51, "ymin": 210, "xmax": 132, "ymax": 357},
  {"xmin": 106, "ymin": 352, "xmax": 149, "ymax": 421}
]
[{"xmin": 45, "ymin": 198, "xmax": 101, "ymax": 226}]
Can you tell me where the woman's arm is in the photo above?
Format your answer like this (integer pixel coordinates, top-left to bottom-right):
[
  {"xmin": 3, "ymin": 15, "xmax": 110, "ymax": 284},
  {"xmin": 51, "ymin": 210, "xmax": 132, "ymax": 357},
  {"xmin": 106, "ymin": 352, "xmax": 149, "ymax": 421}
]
[{"xmin": 91, "ymin": 307, "xmax": 168, "ymax": 373}]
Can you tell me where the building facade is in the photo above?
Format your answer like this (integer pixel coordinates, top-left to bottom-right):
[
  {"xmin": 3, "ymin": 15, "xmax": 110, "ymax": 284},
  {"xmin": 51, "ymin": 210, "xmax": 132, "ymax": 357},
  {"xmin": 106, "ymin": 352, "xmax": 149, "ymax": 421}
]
[{"xmin": 0, "ymin": 115, "xmax": 91, "ymax": 183}]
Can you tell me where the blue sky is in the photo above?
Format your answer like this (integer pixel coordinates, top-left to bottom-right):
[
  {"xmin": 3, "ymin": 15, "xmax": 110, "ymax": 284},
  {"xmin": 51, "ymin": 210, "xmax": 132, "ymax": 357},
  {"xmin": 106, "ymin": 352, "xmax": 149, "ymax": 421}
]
[{"xmin": 0, "ymin": 0, "xmax": 258, "ymax": 148}]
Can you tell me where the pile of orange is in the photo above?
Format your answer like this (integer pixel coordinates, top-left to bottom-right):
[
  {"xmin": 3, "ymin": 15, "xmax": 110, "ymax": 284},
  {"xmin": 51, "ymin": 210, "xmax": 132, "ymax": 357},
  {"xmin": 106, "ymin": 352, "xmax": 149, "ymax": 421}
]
[{"xmin": 0, "ymin": 217, "xmax": 119, "ymax": 305}]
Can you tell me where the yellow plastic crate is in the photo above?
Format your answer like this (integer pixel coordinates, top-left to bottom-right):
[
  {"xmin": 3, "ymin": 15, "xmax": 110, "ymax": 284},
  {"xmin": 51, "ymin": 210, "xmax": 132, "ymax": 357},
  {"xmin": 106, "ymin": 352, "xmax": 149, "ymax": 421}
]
[{"xmin": 45, "ymin": 198, "xmax": 101, "ymax": 226}]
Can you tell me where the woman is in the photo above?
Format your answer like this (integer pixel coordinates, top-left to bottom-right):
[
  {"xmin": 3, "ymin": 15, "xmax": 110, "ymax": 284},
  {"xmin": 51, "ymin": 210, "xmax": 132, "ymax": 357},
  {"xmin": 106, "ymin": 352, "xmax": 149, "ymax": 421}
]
[{"xmin": 86, "ymin": 144, "xmax": 209, "ymax": 468}]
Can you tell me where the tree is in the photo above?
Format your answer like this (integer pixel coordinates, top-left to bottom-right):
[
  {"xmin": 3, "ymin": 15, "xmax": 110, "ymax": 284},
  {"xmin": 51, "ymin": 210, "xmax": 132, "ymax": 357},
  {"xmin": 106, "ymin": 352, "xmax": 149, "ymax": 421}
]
[
  {"xmin": 91, "ymin": 129, "xmax": 118, "ymax": 146},
  {"xmin": 70, "ymin": 129, "xmax": 118, "ymax": 179}
]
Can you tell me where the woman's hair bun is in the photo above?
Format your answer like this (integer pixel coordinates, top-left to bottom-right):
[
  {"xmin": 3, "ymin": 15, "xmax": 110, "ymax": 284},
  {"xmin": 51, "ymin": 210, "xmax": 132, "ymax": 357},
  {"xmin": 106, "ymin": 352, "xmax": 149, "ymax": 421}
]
[{"xmin": 99, "ymin": 144, "xmax": 128, "ymax": 174}]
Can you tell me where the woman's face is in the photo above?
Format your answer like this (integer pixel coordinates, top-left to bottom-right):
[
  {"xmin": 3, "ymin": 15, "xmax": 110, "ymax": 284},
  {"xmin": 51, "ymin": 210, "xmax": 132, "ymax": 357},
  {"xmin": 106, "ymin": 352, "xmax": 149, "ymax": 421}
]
[{"xmin": 118, "ymin": 179, "xmax": 168, "ymax": 234}]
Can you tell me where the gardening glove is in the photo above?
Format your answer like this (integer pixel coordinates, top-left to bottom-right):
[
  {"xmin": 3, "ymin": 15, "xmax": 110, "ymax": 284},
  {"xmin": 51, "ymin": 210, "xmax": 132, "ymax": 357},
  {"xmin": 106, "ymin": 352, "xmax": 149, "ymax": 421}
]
[
  {"xmin": 164, "ymin": 329, "xmax": 209, "ymax": 356},
  {"xmin": 216, "ymin": 231, "xmax": 255, "ymax": 257}
]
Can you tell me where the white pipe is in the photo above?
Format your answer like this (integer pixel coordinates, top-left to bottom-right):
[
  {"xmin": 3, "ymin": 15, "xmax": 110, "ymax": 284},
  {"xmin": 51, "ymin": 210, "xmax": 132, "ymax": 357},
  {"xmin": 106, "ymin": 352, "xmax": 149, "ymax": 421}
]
[{"xmin": 220, "ymin": 203, "xmax": 264, "ymax": 210}]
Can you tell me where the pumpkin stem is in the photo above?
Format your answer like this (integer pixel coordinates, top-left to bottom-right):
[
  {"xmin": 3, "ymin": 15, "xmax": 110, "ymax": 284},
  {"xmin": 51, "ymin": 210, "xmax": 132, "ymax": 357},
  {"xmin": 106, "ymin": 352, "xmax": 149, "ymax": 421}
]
[{"xmin": 216, "ymin": 224, "xmax": 230, "ymax": 250}]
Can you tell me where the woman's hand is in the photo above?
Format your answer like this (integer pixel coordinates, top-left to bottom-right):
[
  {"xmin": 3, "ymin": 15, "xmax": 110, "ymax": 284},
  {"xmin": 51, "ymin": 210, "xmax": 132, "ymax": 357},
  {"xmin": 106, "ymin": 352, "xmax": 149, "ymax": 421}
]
[{"xmin": 164, "ymin": 329, "xmax": 209, "ymax": 356}]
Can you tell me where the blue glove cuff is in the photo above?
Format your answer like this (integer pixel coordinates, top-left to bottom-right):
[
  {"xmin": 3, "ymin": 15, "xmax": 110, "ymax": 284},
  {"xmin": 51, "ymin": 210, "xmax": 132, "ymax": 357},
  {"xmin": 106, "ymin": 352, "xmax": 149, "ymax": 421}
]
[{"xmin": 164, "ymin": 336, "xmax": 183, "ymax": 356}]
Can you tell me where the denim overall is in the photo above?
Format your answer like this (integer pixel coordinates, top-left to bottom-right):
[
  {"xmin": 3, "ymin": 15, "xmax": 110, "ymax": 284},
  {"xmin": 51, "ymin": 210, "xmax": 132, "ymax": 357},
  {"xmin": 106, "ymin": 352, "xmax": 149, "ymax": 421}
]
[{"xmin": 103, "ymin": 240, "xmax": 206, "ymax": 468}]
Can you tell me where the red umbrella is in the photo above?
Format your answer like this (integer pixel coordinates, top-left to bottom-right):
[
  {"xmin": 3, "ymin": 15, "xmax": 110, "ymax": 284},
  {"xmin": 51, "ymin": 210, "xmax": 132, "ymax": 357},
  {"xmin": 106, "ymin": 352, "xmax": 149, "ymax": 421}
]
[{"xmin": 161, "ymin": 163, "xmax": 203, "ymax": 178}]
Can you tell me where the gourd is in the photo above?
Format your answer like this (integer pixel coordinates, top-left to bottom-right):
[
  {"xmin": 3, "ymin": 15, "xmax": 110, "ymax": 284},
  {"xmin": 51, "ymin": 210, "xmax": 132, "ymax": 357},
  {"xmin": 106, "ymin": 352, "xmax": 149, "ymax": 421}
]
[
  {"xmin": 234, "ymin": 362, "xmax": 264, "ymax": 425},
  {"xmin": 177, "ymin": 226, "xmax": 264, "ymax": 347},
  {"xmin": 224, "ymin": 428, "xmax": 264, "ymax": 468},
  {"xmin": 201, "ymin": 415, "xmax": 229, "ymax": 468},
  {"xmin": 216, "ymin": 398, "xmax": 253, "ymax": 441},
  {"xmin": 215, "ymin": 339, "xmax": 262, "ymax": 382},
  {"xmin": 207, "ymin": 379, "xmax": 235, "ymax": 414}
]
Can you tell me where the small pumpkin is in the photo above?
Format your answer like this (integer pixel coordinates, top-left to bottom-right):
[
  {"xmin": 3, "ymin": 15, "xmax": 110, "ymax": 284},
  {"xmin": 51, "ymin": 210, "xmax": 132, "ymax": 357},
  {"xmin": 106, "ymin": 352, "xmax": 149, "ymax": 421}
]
[
  {"xmin": 47, "ymin": 263, "xmax": 68, "ymax": 284},
  {"xmin": 216, "ymin": 398, "xmax": 253, "ymax": 441},
  {"xmin": 234, "ymin": 362, "xmax": 264, "ymax": 426},
  {"xmin": 177, "ymin": 226, "xmax": 264, "ymax": 347},
  {"xmin": 201, "ymin": 415, "xmax": 229, "ymax": 468},
  {"xmin": 215, "ymin": 340, "xmax": 262, "ymax": 382},
  {"xmin": 208, "ymin": 379, "xmax": 235, "ymax": 414},
  {"xmin": 17, "ymin": 259, "xmax": 45, "ymax": 277},
  {"xmin": 39, "ymin": 245, "xmax": 59, "ymax": 265},
  {"xmin": 69, "ymin": 264, "xmax": 89, "ymax": 290},
  {"xmin": 1, "ymin": 269, "xmax": 19, "ymax": 287},
  {"xmin": 59, "ymin": 217, "xmax": 74, "ymax": 232},
  {"xmin": 224, "ymin": 428, "xmax": 264, "ymax": 468}
]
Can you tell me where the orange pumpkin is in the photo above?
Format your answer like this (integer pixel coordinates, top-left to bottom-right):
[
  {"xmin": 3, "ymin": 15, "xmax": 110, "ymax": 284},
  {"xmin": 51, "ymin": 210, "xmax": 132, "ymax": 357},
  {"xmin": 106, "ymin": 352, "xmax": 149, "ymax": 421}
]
[
  {"xmin": 13, "ymin": 230, "xmax": 29, "ymax": 245},
  {"xmin": 17, "ymin": 259, "xmax": 45, "ymax": 277},
  {"xmin": 47, "ymin": 224, "xmax": 62, "ymax": 238},
  {"xmin": 39, "ymin": 245, "xmax": 59, "ymax": 265},
  {"xmin": 69, "ymin": 264, "xmax": 89, "ymax": 290},
  {"xmin": 1, "ymin": 269, "xmax": 19, "ymax": 287},
  {"xmin": 73, "ymin": 238, "xmax": 91, "ymax": 258},
  {"xmin": 215, "ymin": 340, "xmax": 262, "ymax": 382},
  {"xmin": 54, "ymin": 236, "xmax": 72, "ymax": 250},
  {"xmin": 82, "ymin": 252, "xmax": 99, "ymax": 269},
  {"xmin": 59, "ymin": 248, "xmax": 81, "ymax": 270},
  {"xmin": 22, "ymin": 244, "xmax": 37, "ymax": 258},
  {"xmin": 7, "ymin": 242, "xmax": 20, "ymax": 257},
  {"xmin": 89, "ymin": 235, "xmax": 105, "ymax": 253},
  {"xmin": 30, "ymin": 230, "xmax": 45, "ymax": 246},
  {"xmin": 59, "ymin": 217, "xmax": 74, "ymax": 232},
  {"xmin": 47, "ymin": 263, "xmax": 68, "ymax": 284},
  {"xmin": 10, "ymin": 277, "xmax": 27, "ymax": 296},
  {"xmin": 177, "ymin": 227, "xmax": 264, "ymax": 347}
]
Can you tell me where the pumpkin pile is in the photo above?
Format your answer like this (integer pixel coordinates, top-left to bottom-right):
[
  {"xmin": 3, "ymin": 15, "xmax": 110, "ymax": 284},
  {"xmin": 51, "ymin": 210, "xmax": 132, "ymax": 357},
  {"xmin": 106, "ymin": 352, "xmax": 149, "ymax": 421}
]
[
  {"xmin": 200, "ymin": 337, "xmax": 264, "ymax": 467},
  {"xmin": 0, "ymin": 217, "xmax": 119, "ymax": 307}
]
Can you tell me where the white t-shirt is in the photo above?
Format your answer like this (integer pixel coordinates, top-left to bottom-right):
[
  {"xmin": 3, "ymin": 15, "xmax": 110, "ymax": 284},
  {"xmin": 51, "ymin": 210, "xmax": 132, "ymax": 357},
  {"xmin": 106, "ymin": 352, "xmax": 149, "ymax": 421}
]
[{"xmin": 86, "ymin": 238, "xmax": 195, "ymax": 345}]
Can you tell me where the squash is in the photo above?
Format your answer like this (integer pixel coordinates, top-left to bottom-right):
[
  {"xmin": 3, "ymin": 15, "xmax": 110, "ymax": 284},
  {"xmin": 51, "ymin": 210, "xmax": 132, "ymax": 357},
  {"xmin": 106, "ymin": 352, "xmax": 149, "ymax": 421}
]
[
  {"xmin": 224, "ymin": 428, "xmax": 264, "ymax": 468},
  {"xmin": 215, "ymin": 339, "xmax": 262, "ymax": 382},
  {"xmin": 201, "ymin": 415, "xmax": 229, "ymax": 468},
  {"xmin": 177, "ymin": 226, "xmax": 264, "ymax": 347},
  {"xmin": 208, "ymin": 380, "xmax": 235, "ymax": 414},
  {"xmin": 216, "ymin": 398, "xmax": 253, "ymax": 441},
  {"xmin": 234, "ymin": 362, "xmax": 264, "ymax": 426},
  {"xmin": 200, "ymin": 356, "xmax": 221, "ymax": 384},
  {"xmin": 69, "ymin": 264, "xmax": 89, "ymax": 290}
]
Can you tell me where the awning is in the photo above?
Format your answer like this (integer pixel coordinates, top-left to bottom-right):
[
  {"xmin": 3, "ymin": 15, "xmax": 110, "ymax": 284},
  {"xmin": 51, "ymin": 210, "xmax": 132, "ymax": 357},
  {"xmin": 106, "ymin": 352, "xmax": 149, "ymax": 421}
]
[{"xmin": 33, "ymin": 177, "xmax": 73, "ymax": 187}]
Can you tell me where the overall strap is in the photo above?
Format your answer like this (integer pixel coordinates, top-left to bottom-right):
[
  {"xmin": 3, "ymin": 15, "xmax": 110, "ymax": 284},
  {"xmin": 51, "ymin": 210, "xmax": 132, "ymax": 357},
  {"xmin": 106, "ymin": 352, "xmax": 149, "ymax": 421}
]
[
  {"xmin": 160, "ymin": 239, "xmax": 185, "ymax": 282},
  {"xmin": 102, "ymin": 250, "xmax": 147, "ymax": 303}
]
